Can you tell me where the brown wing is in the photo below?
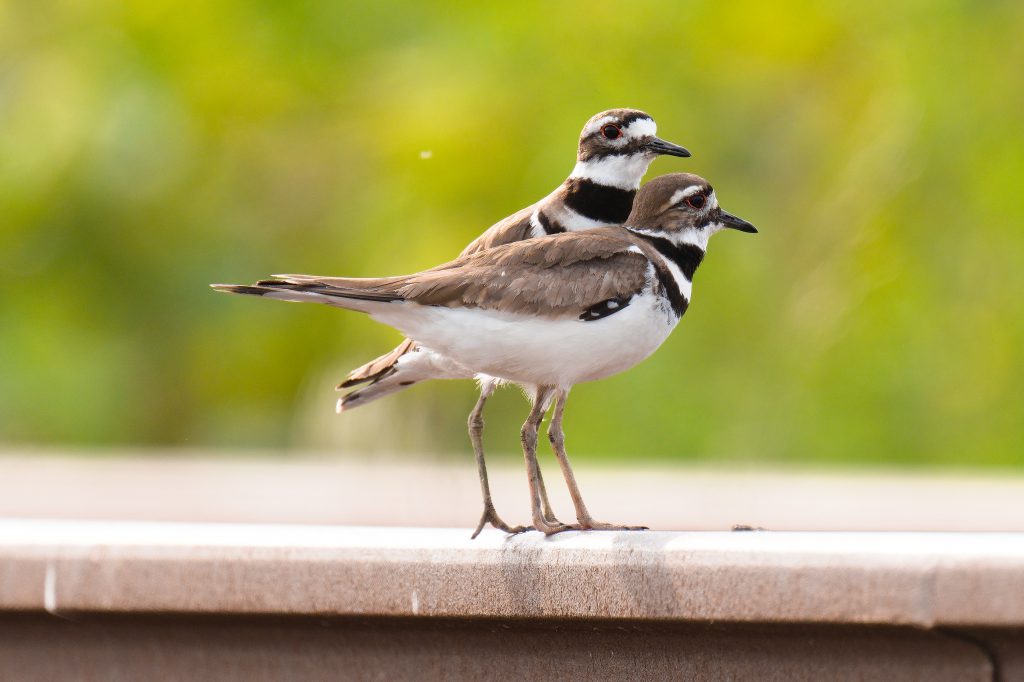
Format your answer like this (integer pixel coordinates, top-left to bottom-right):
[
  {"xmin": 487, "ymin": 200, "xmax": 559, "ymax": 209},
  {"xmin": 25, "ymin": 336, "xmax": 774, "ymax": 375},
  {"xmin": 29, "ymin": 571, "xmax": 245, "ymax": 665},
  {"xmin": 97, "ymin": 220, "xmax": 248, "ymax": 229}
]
[
  {"xmin": 270, "ymin": 228, "xmax": 649, "ymax": 318},
  {"xmin": 398, "ymin": 228, "xmax": 650, "ymax": 317}
]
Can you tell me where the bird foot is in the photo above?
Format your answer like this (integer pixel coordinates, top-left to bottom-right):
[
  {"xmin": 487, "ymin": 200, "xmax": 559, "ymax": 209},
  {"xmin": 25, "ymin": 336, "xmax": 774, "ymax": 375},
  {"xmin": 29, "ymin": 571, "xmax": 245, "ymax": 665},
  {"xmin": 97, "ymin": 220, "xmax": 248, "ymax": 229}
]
[
  {"xmin": 470, "ymin": 507, "xmax": 531, "ymax": 539},
  {"xmin": 542, "ymin": 512, "xmax": 567, "ymax": 527},
  {"xmin": 532, "ymin": 518, "xmax": 576, "ymax": 536},
  {"xmin": 576, "ymin": 519, "xmax": 649, "ymax": 531}
]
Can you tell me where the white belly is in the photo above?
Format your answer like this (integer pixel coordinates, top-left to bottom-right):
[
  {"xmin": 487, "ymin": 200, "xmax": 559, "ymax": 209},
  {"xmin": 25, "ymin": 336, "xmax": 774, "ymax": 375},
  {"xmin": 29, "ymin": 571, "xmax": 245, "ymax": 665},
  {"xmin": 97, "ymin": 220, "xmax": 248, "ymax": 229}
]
[{"xmin": 371, "ymin": 294, "xmax": 678, "ymax": 387}]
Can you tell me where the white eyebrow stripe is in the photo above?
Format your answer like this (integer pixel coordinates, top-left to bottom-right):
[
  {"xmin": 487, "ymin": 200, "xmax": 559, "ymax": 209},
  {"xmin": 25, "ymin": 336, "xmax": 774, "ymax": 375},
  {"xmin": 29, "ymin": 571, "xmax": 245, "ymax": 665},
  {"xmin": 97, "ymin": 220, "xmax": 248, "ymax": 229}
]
[
  {"xmin": 669, "ymin": 186, "xmax": 704, "ymax": 204},
  {"xmin": 623, "ymin": 117, "xmax": 656, "ymax": 138},
  {"xmin": 582, "ymin": 116, "xmax": 618, "ymax": 136}
]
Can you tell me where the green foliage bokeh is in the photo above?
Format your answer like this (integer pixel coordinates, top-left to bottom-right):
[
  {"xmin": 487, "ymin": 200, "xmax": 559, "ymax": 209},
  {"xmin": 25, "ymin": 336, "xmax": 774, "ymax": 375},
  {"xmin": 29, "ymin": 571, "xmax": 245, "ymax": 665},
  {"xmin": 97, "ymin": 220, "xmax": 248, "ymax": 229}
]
[{"xmin": 2, "ymin": 0, "xmax": 1022, "ymax": 465}]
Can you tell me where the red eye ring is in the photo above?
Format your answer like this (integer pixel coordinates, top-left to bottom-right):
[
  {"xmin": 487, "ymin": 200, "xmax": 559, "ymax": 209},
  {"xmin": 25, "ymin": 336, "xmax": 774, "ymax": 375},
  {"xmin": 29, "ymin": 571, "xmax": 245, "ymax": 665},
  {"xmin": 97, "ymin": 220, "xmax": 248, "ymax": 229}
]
[
  {"xmin": 600, "ymin": 124, "xmax": 622, "ymax": 140},
  {"xmin": 686, "ymin": 194, "xmax": 706, "ymax": 209}
]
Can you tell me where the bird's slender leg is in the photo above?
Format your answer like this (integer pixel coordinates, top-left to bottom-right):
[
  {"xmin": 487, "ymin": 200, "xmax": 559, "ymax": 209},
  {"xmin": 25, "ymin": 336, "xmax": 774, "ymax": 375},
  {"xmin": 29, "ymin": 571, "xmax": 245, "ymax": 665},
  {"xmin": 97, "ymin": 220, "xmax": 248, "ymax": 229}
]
[
  {"xmin": 523, "ymin": 387, "xmax": 561, "ymax": 525},
  {"xmin": 469, "ymin": 381, "xmax": 530, "ymax": 538},
  {"xmin": 536, "ymin": 463, "xmax": 561, "ymax": 526},
  {"xmin": 548, "ymin": 389, "xmax": 647, "ymax": 532},
  {"xmin": 522, "ymin": 386, "xmax": 572, "ymax": 535}
]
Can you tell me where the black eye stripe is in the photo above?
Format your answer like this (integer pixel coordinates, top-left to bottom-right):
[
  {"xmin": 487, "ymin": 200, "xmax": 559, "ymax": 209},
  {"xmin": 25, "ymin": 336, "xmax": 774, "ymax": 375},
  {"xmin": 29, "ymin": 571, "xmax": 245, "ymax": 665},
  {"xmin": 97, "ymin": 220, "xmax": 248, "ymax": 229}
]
[{"xmin": 577, "ymin": 136, "xmax": 650, "ymax": 161}]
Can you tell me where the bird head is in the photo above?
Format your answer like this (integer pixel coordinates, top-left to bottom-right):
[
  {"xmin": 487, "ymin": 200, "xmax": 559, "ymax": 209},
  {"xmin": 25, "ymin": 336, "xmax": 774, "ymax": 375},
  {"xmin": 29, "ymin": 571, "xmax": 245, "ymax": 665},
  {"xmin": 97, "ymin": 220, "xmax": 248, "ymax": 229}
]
[
  {"xmin": 626, "ymin": 172, "xmax": 757, "ymax": 248},
  {"xmin": 571, "ymin": 109, "xmax": 691, "ymax": 190}
]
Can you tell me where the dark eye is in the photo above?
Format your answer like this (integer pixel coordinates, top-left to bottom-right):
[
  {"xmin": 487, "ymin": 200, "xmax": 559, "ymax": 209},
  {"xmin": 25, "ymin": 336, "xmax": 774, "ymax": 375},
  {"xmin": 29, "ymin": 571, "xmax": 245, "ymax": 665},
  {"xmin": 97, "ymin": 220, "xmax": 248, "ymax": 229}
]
[
  {"xmin": 686, "ymin": 194, "xmax": 706, "ymax": 209},
  {"xmin": 601, "ymin": 124, "xmax": 622, "ymax": 140}
]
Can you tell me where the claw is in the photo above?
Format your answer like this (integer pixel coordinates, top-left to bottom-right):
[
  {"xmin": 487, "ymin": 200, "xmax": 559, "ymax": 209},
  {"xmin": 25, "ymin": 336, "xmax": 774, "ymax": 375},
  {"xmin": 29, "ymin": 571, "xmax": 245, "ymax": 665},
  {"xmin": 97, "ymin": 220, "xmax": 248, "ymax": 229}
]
[
  {"xmin": 471, "ymin": 507, "xmax": 531, "ymax": 539},
  {"xmin": 576, "ymin": 520, "xmax": 648, "ymax": 532},
  {"xmin": 532, "ymin": 518, "xmax": 576, "ymax": 536}
]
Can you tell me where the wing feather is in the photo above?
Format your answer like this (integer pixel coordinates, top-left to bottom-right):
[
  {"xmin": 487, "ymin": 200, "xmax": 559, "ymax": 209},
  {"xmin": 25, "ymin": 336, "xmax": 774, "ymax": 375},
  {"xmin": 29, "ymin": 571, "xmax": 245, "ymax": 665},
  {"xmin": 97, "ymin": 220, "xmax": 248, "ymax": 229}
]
[
  {"xmin": 261, "ymin": 227, "xmax": 650, "ymax": 319},
  {"xmin": 396, "ymin": 228, "xmax": 649, "ymax": 317}
]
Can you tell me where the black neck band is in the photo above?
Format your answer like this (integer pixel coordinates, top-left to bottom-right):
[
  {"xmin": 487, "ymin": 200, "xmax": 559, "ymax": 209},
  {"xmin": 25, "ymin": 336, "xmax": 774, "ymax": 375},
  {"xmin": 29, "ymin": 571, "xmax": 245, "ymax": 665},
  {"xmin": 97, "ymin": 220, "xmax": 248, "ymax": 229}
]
[{"xmin": 562, "ymin": 177, "xmax": 636, "ymax": 224}]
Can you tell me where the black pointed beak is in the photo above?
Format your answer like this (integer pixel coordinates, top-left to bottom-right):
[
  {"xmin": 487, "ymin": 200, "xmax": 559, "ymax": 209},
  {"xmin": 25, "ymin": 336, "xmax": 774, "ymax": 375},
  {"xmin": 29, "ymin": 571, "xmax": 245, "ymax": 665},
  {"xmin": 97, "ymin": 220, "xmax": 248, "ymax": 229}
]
[
  {"xmin": 719, "ymin": 210, "xmax": 757, "ymax": 233},
  {"xmin": 645, "ymin": 136, "xmax": 691, "ymax": 158}
]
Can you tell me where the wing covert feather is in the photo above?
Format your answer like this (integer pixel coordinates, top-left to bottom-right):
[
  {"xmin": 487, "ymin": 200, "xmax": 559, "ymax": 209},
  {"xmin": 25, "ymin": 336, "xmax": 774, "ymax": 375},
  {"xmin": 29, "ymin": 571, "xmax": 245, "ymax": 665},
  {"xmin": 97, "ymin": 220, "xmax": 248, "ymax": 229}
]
[{"xmin": 396, "ymin": 229, "xmax": 650, "ymax": 317}]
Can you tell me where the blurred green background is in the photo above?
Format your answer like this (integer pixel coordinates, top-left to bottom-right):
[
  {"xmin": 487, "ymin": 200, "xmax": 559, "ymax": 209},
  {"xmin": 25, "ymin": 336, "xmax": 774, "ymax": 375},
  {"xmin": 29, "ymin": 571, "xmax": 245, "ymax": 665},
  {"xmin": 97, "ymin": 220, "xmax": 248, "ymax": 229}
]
[{"xmin": 2, "ymin": 0, "xmax": 1022, "ymax": 467}]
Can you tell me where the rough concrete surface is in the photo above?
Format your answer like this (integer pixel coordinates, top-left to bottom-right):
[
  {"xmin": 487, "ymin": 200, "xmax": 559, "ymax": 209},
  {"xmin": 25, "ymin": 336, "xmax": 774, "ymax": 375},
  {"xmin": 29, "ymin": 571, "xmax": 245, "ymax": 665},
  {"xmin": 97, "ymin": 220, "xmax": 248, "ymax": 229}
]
[{"xmin": 2, "ymin": 521, "xmax": 1024, "ymax": 627}]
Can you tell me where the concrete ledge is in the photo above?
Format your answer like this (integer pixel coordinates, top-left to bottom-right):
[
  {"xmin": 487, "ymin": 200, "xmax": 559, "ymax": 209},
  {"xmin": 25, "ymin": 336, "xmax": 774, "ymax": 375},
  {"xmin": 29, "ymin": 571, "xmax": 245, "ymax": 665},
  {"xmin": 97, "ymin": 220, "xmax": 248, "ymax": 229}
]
[
  {"xmin": 3, "ymin": 520, "xmax": 1024, "ymax": 627},
  {"xmin": 4, "ymin": 520, "xmax": 1023, "ymax": 679}
]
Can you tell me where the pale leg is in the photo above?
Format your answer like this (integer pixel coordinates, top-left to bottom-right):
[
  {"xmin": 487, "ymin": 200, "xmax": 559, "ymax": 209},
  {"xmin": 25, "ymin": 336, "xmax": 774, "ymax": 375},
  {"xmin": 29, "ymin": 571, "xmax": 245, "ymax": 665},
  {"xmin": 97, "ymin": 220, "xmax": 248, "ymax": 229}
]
[
  {"xmin": 521, "ymin": 386, "xmax": 572, "ymax": 535},
  {"xmin": 469, "ymin": 381, "xmax": 530, "ymax": 538},
  {"xmin": 536, "ymin": 464, "xmax": 561, "ymax": 526},
  {"xmin": 548, "ymin": 389, "xmax": 647, "ymax": 532}
]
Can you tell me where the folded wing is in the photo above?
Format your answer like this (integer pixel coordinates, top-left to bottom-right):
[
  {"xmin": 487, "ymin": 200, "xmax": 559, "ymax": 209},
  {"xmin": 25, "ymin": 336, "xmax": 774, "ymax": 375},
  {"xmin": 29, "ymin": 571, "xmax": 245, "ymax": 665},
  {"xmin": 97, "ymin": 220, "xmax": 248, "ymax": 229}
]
[{"xmin": 270, "ymin": 228, "xmax": 650, "ymax": 319}]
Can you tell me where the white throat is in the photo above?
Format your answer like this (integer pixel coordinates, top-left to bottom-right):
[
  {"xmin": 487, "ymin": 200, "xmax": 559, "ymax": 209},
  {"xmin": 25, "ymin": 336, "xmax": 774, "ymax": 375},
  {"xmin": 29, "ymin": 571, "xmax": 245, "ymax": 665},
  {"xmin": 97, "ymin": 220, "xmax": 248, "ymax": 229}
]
[
  {"xmin": 628, "ymin": 226, "xmax": 712, "ymax": 252},
  {"xmin": 679, "ymin": 228, "xmax": 711, "ymax": 251},
  {"xmin": 569, "ymin": 154, "xmax": 652, "ymax": 190}
]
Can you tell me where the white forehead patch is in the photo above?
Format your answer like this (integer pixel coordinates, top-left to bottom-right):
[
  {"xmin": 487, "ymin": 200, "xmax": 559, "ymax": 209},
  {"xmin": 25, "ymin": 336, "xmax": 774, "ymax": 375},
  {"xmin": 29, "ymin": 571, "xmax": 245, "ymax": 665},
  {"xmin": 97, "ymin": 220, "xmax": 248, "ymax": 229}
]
[{"xmin": 623, "ymin": 117, "xmax": 657, "ymax": 139}]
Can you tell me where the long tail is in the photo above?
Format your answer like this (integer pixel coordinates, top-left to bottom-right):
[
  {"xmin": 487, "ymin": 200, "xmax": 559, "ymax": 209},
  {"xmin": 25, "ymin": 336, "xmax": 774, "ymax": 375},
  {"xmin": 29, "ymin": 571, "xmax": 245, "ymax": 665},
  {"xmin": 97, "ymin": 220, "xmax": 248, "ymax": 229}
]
[
  {"xmin": 211, "ymin": 276, "xmax": 403, "ymax": 313},
  {"xmin": 214, "ymin": 275, "xmax": 457, "ymax": 411}
]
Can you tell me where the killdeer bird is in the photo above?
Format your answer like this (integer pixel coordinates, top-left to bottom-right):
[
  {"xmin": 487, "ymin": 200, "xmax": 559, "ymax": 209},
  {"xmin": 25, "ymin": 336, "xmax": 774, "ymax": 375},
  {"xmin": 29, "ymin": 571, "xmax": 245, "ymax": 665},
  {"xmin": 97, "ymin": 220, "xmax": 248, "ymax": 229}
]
[
  {"xmin": 337, "ymin": 108, "xmax": 690, "ymax": 536},
  {"xmin": 213, "ymin": 173, "xmax": 756, "ymax": 535}
]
